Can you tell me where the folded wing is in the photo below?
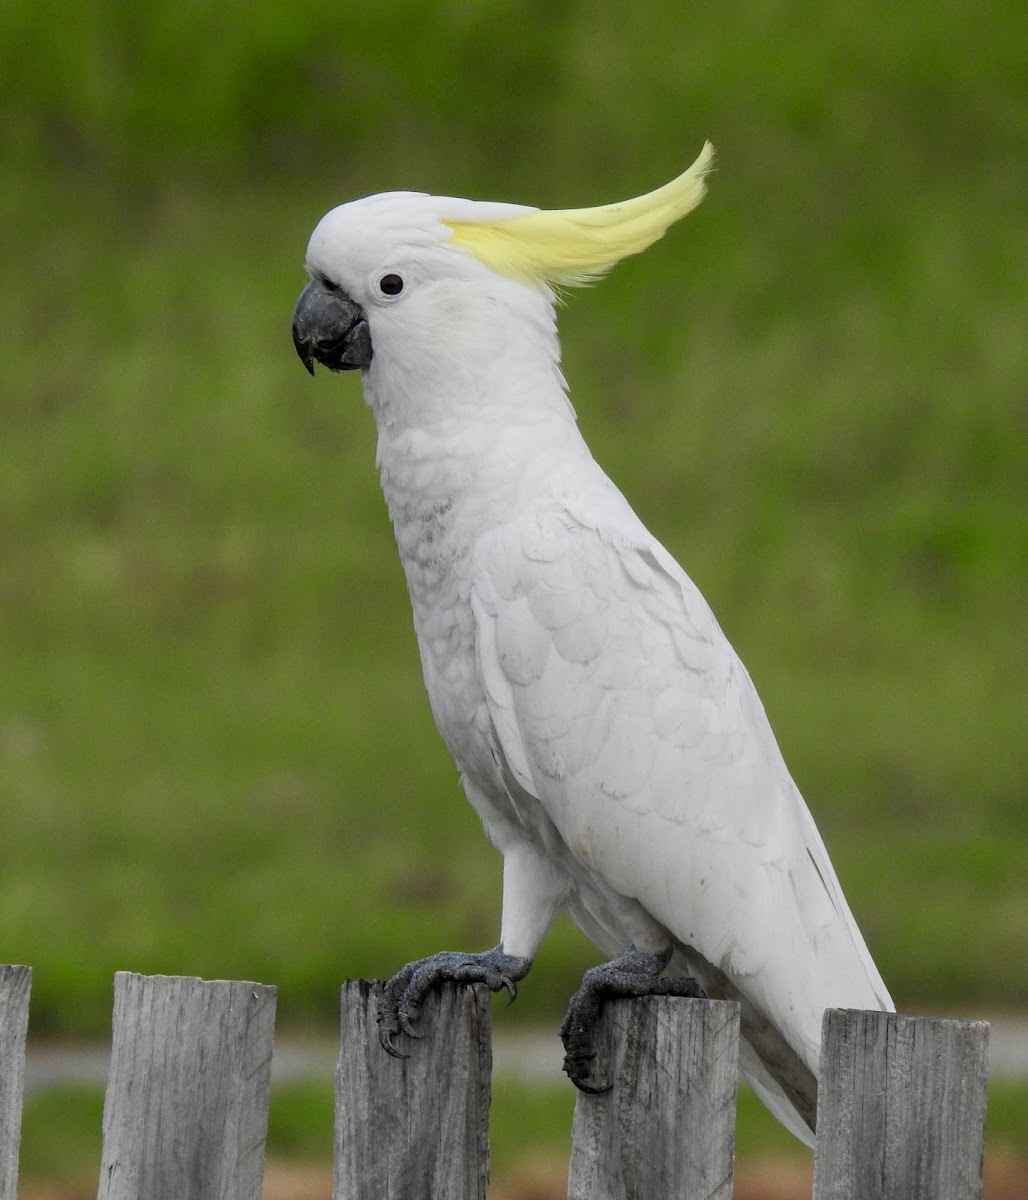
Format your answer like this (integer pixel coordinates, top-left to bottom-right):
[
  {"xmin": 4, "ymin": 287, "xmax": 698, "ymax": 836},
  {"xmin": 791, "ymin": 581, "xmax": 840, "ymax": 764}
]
[{"xmin": 471, "ymin": 502, "xmax": 892, "ymax": 1139}]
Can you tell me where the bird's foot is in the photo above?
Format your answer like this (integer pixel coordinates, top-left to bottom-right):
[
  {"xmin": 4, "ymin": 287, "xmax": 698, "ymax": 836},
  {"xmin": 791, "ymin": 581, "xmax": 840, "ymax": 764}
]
[
  {"xmin": 559, "ymin": 944, "xmax": 704, "ymax": 1093},
  {"xmin": 377, "ymin": 946, "xmax": 531, "ymax": 1058}
]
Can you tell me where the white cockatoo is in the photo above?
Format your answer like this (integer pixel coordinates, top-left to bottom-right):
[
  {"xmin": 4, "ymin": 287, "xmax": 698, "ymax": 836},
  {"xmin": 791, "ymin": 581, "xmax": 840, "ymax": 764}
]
[{"xmin": 292, "ymin": 143, "xmax": 893, "ymax": 1145}]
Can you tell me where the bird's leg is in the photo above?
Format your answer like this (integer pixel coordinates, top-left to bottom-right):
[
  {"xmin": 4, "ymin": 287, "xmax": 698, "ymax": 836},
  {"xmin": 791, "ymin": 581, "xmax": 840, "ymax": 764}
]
[
  {"xmin": 377, "ymin": 946, "xmax": 531, "ymax": 1058},
  {"xmin": 376, "ymin": 840, "xmax": 563, "ymax": 1059},
  {"xmin": 559, "ymin": 944, "xmax": 705, "ymax": 1093}
]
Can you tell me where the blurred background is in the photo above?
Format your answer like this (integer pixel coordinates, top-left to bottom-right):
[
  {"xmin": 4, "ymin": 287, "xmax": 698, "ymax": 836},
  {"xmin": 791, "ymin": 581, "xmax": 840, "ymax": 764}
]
[{"xmin": 2, "ymin": 0, "xmax": 1025, "ymax": 1195}]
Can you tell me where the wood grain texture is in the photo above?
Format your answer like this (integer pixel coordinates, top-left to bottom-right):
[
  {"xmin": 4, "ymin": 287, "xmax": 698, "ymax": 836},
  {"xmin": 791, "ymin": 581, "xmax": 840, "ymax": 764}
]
[
  {"xmin": 0, "ymin": 965, "xmax": 31, "ymax": 1200},
  {"xmin": 813, "ymin": 1008, "xmax": 990, "ymax": 1200},
  {"xmin": 567, "ymin": 996, "xmax": 740, "ymax": 1200},
  {"xmin": 334, "ymin": 979, "xmax": 492, "ymax": 1200},
  {"xmin": 96, "ymin": 972, "xmax": 277, "ymax": 1200}
]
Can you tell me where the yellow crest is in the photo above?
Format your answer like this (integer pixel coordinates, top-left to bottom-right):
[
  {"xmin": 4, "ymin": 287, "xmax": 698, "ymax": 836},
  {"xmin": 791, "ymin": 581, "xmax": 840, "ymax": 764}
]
[{"xmin": 444, "ymin": 142, "xmax": 714, "ymax": 289}]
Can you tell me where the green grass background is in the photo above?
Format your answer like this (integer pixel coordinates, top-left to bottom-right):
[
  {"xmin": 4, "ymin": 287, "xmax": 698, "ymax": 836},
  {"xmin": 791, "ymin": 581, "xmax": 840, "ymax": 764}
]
[{"xmin": 1, "ymin": 0, "xmax": 1025, "ymax": 1185}]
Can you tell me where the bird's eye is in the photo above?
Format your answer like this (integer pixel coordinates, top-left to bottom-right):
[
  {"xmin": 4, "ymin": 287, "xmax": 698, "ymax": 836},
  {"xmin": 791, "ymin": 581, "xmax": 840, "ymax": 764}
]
[{"xmin": 379, "ymin": 273, "xmax": 404, "ymax": 296}]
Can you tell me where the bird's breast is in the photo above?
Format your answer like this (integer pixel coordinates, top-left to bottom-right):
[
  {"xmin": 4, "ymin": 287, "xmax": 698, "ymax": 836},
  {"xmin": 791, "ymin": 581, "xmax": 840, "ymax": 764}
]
[{"xmin": 378, "ymin": 459, "xmax": 493, "ymax": 767}]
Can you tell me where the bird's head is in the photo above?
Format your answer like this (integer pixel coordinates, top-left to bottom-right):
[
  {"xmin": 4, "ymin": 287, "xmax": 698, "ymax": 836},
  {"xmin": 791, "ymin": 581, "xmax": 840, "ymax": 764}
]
[{"xmin": 292, "ymin": 143, "xmax": 714, "ymax": 418}]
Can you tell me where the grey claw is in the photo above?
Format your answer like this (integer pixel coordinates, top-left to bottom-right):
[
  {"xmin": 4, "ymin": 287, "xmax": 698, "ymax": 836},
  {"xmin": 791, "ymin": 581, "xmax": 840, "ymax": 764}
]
[
  {"xmin": 399, "ymin": 1012, "xmax": 425, "ymax": 1039},
  {"xmin": 559, "ymin": 946, "xmax": 701, "ymax": 1096},
  {"xmin": 564, "ymin": 1049, "xmax": 609, "ymax": 1094},
  {"xmin": 573, "ymin": 1075, "xmax": 612, "ymax": 1096},
  {"xmin": 380, "ymin": 1031, "xmax": 410, "ymax": 1060},
  {"xmin": 377, "ymin": 947, "xmax": 531, "ymax": 1062}
]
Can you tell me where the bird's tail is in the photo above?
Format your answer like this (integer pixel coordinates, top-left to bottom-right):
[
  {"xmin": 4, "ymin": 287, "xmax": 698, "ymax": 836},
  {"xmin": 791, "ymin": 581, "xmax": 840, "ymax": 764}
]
[{"xmin": 671, "ymin": 944, "xmax": 818, "ymax": 1147}]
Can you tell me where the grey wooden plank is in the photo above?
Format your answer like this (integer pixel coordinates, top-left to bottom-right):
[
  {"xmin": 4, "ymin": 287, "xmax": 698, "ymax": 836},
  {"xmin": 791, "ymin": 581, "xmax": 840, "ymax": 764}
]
[
  {"xmin": 813, "ymin": 1008, "xmax": 990, "ymax": 1200},
  {"xmin": 96, "ymin": 972, "xmax": 277, "ymax": 1200},
  {"xmin": 334, "ymin": 979, "xmax": 491, "ymax": 1200},
  {"xmin": 0, "ymin": 965, "xmax": 31, "ymax": 1200},
  {"xmin": 567, "ymin": 996, "xmax": 740, "ymax": 1200}
]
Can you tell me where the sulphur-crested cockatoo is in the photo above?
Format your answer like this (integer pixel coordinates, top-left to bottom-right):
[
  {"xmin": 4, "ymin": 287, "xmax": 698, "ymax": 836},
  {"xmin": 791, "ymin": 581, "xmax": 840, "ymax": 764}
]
[{"xmin": 292, "ymin": 143, "xmax": 893, "ymax": 1145}]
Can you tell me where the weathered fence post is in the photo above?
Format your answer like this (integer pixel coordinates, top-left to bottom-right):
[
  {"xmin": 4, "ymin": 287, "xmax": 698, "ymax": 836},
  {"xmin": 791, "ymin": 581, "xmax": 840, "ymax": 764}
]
[
  {"xmin": 567, "ymin": 996, "xmax": 740, "ymax": 1200},
  {"xmin": 96, "ymin": 972, "xmax": 277, "ymax": 1200},
  {"xmin": 812, "ymin": 1008, "xmax": 990, "ymax": 1200},
  {"xmin": 334, "ymin": 979, "xmax": 492, "ymax": 1200},
  {"xmin": 0, "ymin": 965, "xmax": 31, "ymax": 1200}
]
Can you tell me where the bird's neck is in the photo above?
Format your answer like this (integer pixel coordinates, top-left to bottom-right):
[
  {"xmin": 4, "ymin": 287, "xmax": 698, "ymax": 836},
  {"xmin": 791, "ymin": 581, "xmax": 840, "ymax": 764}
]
[
  {"xmin": 367, "ymin": 353, "xmax": 593, "ymax": 626},
  {"xmin": 374, "ymin": 371, "xmax": 586, "ymax": 533},
  {"xmin": 365, "ymin": 294, "xmax": 591, "ymax": 527}
]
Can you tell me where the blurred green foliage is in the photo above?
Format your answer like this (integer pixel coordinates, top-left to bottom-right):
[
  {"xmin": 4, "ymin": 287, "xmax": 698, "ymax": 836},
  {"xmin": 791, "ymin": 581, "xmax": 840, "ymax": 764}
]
[{"xmin": 1, "ymin": 0, "xmax": 1025, "ymax": 1045}]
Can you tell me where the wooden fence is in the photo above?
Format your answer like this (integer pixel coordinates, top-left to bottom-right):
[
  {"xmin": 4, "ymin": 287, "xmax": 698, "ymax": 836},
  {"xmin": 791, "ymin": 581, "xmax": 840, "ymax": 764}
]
[{"xmin": 0, "ymin": 963, "xmax": 990, "ymax": 1199}]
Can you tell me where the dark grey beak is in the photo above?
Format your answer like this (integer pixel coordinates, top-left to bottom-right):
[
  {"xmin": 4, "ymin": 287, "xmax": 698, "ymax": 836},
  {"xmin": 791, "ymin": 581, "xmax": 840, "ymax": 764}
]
[{"xmin": 291, "ymin": 278, "xmax": 373, "ymax": 375}]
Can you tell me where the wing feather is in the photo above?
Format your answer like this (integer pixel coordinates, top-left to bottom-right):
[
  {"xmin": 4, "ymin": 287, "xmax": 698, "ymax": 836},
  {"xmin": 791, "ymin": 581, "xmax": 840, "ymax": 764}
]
[{"xmin": 471, "ymin": 506, "xmax": 892, "ymax": 1096}]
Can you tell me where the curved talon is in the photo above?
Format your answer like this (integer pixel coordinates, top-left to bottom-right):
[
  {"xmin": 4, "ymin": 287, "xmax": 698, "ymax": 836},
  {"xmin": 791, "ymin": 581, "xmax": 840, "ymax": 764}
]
[
  {"xmin": 380, "ymin": 1031, "xmax": 410, "ymax": 1060},
  {"xmin": 564, "ymin": 1051, "xmax": 610, "ymax": 1094},
  {"xmin": 399, "ymin": 1012, "xmax": 426, "ymax": 1039},
  {"xmin": 564, "ymin": 1047, "xmax": 610, "ymax": 1095},
  {"xmin": 500, "ymin": 976, "xmax": 518, "ymax": 1004},
  {"xmin": 572, "ymin": 1074, "xmax": 612, "ymax": 1096}
]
